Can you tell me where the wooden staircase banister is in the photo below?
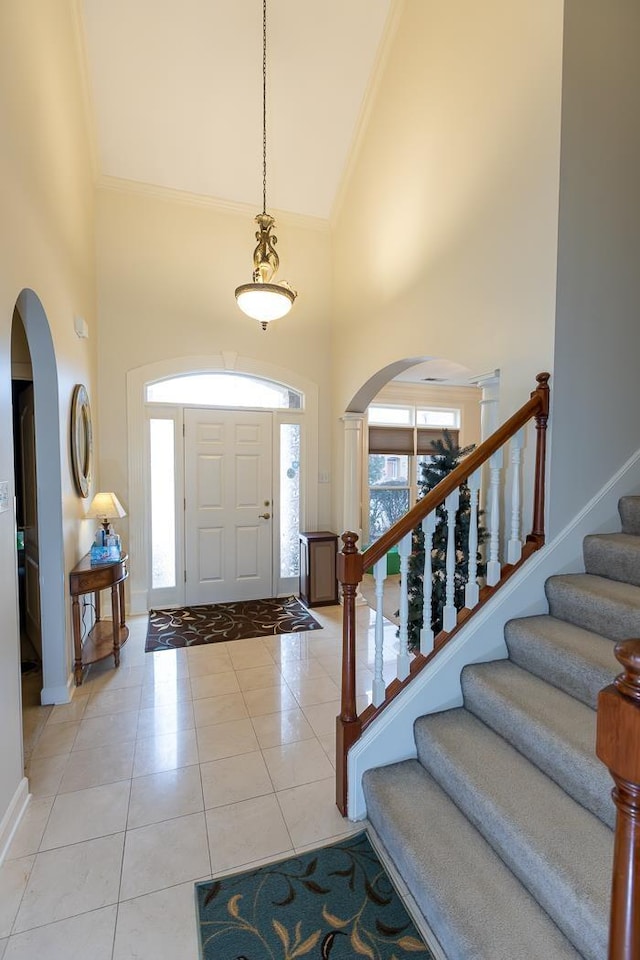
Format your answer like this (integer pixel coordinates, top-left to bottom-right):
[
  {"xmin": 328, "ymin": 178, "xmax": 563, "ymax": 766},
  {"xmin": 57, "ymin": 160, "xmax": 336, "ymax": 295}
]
[
  {"xmin": 596, "ymin": 638, "xmax": 640, "ymax": 960},
  {"xmin": 361, "ymin": 372, "xmax": 550, "ymax": 571},
  {"xmin": 336, "ymin": 372, "xmax": 551, "ymax": 817}
]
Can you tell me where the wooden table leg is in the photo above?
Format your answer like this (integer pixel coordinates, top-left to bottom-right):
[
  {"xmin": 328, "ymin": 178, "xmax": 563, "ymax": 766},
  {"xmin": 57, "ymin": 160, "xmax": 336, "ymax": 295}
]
[
  {"xmin": 118, "ymin": 578, "xmax": 126, "ymax": 627},
  {"xmin": 95, "ymin": 589, "xmax": 101, "ymax": 621},
  {"xmin": 72, "ymin": 595, "xmax": 84, "ymax": 685},
  {"xmin": 111, "ymin": 583, "xmax": 121, "ymax": 667}
]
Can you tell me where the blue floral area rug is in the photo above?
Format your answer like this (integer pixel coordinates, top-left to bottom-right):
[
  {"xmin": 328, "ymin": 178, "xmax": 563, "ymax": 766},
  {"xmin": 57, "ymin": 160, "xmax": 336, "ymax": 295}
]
[{"xmin": 195, "ymin": 831, "xmax": 432, "ymax": 959}]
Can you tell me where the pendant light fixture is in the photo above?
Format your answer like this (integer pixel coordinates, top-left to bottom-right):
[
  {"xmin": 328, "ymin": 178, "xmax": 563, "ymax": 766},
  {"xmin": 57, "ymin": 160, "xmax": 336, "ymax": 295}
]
[{"xmin": 235, "ymin": 0, "xmax": 297, "ymax": 330}]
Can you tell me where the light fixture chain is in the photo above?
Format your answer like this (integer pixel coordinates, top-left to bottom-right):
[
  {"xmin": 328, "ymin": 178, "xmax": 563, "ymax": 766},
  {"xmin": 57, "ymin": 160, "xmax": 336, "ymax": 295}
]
[{"xmin": 262, "ymin": 0, "xmax": 267, "ymax": 215}]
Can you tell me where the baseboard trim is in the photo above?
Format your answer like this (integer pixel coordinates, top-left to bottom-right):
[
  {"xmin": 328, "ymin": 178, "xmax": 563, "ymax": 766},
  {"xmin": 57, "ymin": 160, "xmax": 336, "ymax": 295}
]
[
  {"xmin": 41, "ymin": 671, "xmax": 75, "ymax": 705},
  {"xmin": 0, "ymin": 778, "xmax": 30, "ymax": 866}
]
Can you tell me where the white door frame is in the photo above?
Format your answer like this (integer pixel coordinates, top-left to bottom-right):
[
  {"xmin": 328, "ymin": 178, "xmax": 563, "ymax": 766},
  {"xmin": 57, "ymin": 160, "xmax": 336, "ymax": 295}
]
[{"xmin": 127, "ymin": 355, "xmax": 319, "ymax": 614}]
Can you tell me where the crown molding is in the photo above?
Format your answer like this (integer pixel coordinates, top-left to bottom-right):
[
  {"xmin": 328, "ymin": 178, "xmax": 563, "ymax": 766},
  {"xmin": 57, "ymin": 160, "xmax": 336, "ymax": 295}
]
[
  {"xmin": 95, "ymin": 175, "xmax": 330, "ymax": 232},
  {"xmin": 330, "ymin": 0, "xmax": 406, "ymax": 228}
]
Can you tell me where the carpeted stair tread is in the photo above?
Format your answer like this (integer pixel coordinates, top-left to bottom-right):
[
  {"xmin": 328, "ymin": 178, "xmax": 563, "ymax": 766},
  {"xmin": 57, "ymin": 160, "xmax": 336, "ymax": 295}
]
[
  {"xmin": 461, "ymin": 660, "xmax": 614, "ymax": 827},
  {"xmin": 545, "ymin": 573, "xmax": 640, "ymax": 641},
  {"xmin": 363, "ymin": 760, "xmax": 583, "ymax": 960},
  {"xmin": 414, "ymin": 709, "xmax": 611, "ymax": 960},
  {"xmin": 583, "ymin": 532, "xmax": 640, "ymax": 586},
  {"xmin": 619, "ymin": 495, "xmax": 640, "ymax": 535},
  {"xmin": 504, "ymin": 615, "xmax": 618, "ymax": 709}
]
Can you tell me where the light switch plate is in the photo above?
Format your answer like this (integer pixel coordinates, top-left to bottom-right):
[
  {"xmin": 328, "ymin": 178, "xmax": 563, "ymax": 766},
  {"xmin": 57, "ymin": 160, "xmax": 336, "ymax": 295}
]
[{"xmin": 0, "ymin": 481, "xmax": 9, "ymax": 513}]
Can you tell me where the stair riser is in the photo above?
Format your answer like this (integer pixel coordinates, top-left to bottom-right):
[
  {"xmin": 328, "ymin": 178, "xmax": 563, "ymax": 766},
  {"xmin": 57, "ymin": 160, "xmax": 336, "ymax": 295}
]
[
  {"xmin": 414, "ymin": 713, "xmax": 610, "ymax": 960},
  {"xmin": 504, "ymin": 618, "xmax": 617, "ymax": 709},
  {"xmin": 364, "ymin": 762, "xmax": 583, "ymax": 960},
  {"xmin": 461, "ymin": 665, "xmax": 615, "ymax": 828},
  {"xmin": 619, "ymin": 496, "xmax": 640, "ymax": 535},
  {"xmin": 546, "ymin": 580, "xmax": 640, "ymax": 642},
  {"xmin": 584, "ymin": 536, "xmax": 640, "ymax": 587}
]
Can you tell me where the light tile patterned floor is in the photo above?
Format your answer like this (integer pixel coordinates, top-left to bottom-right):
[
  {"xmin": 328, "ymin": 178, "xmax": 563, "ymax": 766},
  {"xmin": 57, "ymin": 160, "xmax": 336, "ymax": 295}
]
[{"xmin": 1, "ymin": 603, "xmax": 406, "ymax": 960}]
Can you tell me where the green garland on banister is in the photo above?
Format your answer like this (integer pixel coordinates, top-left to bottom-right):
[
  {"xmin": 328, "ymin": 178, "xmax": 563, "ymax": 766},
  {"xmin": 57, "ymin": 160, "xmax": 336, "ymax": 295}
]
[{"xmin": 406, "ymin": 430, "xmax": 486, "ymax": 650}]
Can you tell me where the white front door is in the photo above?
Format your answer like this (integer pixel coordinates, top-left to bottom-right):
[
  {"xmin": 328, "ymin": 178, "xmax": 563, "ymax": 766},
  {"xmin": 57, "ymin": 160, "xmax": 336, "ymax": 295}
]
[{"xmin": 184, "ymin": 408, "xmax": 273, "ymax": 603}]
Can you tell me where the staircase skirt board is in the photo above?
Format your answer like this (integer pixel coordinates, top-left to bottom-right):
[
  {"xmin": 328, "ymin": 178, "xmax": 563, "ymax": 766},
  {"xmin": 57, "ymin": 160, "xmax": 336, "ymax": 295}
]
[{"xmin": 361, "ymin": 497, "xmax": 640, "ymax": 958}]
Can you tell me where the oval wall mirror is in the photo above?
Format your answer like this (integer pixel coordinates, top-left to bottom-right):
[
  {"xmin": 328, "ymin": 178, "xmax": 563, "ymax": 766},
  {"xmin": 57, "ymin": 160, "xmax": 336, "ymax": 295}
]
[{"xmin": 70, "ymin": 383, "xmax": 92, "ymax": 498}]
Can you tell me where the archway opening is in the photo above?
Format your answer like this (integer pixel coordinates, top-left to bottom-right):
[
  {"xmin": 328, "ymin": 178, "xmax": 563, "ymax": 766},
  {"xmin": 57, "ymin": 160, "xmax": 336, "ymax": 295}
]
[{"xmin": 12, "ymin": 290, "xmax": 67, "ymax": 706}]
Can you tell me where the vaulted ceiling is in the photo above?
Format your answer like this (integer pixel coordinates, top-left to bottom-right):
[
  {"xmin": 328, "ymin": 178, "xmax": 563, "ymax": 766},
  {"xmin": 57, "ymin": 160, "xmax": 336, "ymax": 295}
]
[{"xmin": 80, "ymin": 0, "xmax": 392, "ymax": 221}]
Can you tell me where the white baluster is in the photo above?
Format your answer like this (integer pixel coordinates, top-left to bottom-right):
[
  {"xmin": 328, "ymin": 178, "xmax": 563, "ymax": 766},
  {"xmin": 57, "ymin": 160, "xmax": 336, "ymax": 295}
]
[
  {"xmin": 465, "ymin": 468, "xmax": 481, "ymax": 609},
  {"xmin": 420, "ymin": 512, "xmax": 438, "ymax": 655},
  {"xmin": 397, "ymin": 532, "xmax": 412, "ymax": 681},
  {"xmin": 372, "ymin": 556, "xmax": 387, "ymax": 707},
  {"xmin": 486, "ymin": 448, "xmax": 503, "ymax": 586},
  {"xmin": 507, "ymin": 429, "xmax": 524, "ymax": 565},
  {"xmin": 442, "ymin": 489, "xmax": 460, "ymax": 632}
]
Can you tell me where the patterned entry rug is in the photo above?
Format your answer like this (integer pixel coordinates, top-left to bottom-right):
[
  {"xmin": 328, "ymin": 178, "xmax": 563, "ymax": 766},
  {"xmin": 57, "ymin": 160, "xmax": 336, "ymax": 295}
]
[
  {"xmin": 195, "ymin": 831, "xmax": 432, "ymax": 959},
  {"xmin": 145, "ymin": 595, "xmax": 322, "ymax": 651}
]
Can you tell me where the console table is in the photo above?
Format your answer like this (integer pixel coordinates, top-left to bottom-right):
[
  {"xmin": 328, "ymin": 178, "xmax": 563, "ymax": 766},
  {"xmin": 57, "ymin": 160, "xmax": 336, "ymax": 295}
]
[{"xmin": 69, "ymin": 553, "xmax": 129, "ymax": 686}]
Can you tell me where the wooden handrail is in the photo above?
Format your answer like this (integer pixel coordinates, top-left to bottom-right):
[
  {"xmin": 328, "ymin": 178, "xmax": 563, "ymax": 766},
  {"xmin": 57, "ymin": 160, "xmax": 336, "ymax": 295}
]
[
  {"xmin": 336, "ymin": 372, "xmax": 550, "ymax": 816},
  {"xmin": 596, "ymin": 639, "xmax": 640, "ymax": 960},
  {"xmin": 362, "ymin": 372, "xmax": 550, "ymax": 571}
]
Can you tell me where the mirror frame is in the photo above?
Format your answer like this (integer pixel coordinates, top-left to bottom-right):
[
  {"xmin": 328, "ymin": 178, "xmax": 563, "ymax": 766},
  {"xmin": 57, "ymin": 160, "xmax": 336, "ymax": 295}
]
[{"xmin": 70, "ymin": 383, "xmax": 92, "ymax": 498}]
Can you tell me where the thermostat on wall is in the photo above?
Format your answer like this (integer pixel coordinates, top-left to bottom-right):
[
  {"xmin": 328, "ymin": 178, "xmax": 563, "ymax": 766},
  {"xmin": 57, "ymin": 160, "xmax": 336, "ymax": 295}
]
[
  {"xmin": 74, "ymin": 315, "xmax": 89, "ymax": 339},
  {"xmin": 0, "ymin": 481, "xmax": 9, "ymax": 514}
]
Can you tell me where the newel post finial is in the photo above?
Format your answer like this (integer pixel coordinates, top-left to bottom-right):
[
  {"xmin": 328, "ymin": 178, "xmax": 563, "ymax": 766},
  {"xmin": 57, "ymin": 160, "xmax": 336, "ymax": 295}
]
[{"xmin": 596, "ymin": 638, "xmax": 640, "ymax": 960}]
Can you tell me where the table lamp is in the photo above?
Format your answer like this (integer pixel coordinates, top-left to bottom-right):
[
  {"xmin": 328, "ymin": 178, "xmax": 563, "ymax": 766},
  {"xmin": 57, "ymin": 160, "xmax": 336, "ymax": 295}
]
[{"xmin": 86, "ymin": 491, "xmax": 126, "ymax": 538}]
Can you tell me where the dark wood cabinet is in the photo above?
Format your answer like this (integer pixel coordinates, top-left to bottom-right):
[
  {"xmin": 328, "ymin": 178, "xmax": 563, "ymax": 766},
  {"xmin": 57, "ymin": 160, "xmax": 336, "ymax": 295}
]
[{"xmin": 299, "ymin": 532, "xmax": 338, "ymax": 607}]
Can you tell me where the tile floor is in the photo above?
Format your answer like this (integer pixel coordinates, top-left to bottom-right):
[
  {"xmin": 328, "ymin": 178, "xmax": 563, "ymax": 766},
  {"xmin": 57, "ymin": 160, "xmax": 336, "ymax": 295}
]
[{"xmin": 0, "ymin": 602, "xmax": 418, "ymax": 960}]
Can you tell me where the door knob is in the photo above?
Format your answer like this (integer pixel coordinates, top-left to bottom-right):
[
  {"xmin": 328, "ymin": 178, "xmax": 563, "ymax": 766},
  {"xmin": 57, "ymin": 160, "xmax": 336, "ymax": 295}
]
[{"xmin": 258, "ymin": 512, "xmax": 271, "ymax": 520}]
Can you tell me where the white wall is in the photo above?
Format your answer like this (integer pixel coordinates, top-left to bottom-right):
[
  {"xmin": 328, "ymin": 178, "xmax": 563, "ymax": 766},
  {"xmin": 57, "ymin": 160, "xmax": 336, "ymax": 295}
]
[
  {"xmin": 94, "ymin": 183, "xmax": 334, "ymax": 569},
  {"xmin": 330, "ymin": 0, "xmax": 564, "ymax": 532},
  {"xmin": 0, "ymin": 1, "xmax": 96, "ymax": 840},
  {"xmin": 331, "ymin": 0, "xmax": 563, "ymax": 414},
  {"xmin": 549, "ymin": 0, "xmax": 640, "ymax": 534}
]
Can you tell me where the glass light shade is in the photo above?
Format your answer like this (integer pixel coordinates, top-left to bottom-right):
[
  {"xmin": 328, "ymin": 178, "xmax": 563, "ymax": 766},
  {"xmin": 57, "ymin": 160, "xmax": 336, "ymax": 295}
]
[
  {"xmin": 86, "ymin": 491, "xmax": 127, "ymax": 521},
  {"xmin": 235, "ymin": 282, "xmax": 296, "ymax": 323}
]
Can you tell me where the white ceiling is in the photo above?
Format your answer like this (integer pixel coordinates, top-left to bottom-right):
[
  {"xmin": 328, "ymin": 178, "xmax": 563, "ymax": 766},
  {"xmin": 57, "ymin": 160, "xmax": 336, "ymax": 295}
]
[{"xmin": 80, "ymin": 0, "xmax": 392, "ymax": 220}]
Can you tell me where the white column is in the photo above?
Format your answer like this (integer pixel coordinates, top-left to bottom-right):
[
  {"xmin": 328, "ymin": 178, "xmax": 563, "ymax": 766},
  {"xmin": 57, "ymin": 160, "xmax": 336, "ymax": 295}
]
[
  {"xmin": 507, "ymin": 429, "xmax": 524, "ymax": 565},
  {"xmin": 341, "ymin": 413, "xmax": 365, "ymax": 539},
  {"xmin": 340, "ymin": 413, "xmax": 367, "ymax": 604},
  {"xmin": 420, "ymin": 512, "xmax": 437, "ymax": 655},
  {"xmin": 465, "ymin": 468, "xmax": 481, "ymax": 609},
  {"xmin": 470, "ymin": 369, "xmax": 500, "ymax": 536},
  {"xmin": 443, "ymin": 489, "xmax": 460, "ymax": 632},
  {"xmin": 372, "ymin": 556, "xmax": 387, "ymax": 707},
  {"xmin": 396, "ymin": 532, "xmax": 412, "ymax": 681}
]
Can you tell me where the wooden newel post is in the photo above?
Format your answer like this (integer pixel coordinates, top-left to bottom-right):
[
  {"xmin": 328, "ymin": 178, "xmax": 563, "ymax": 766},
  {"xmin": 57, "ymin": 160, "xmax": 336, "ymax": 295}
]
[
  {"xmin": 528, "ymin": 371, "xmax": 550, "ymax": 547},
  {"xmin": 596, "ymin": 639, "xmax": 640, "ymax": 960},
  {"xmin": 335, "ymin": 531, "xmax": 364, "ymax": 816}
]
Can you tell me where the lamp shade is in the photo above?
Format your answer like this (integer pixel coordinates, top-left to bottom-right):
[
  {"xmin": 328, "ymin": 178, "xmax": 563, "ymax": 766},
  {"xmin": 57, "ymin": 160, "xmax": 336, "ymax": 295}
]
[
  {"xmin": 235, "ymin": 282, "xmax": 296, "ymax": 324},
  {"xmin": 86, "ymin": 491, "xmax": 126, "ymax": 521}
]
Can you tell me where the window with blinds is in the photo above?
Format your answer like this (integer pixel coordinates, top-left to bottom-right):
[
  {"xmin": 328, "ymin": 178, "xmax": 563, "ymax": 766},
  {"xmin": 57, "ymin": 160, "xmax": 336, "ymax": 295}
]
[{"xmin": 366, "ymin": 405, "xmax": 461, "ymax": 544}]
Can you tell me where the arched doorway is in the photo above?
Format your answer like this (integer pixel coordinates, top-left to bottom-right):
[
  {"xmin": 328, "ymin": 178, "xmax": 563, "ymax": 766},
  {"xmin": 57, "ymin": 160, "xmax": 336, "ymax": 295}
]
[
  {"xmin": 340, "ymin": 356, "xmax": 487, "ymax": 542},
  {"xmin": 12, "ymin": 290, "xmax": 67, "ymax": 705}
]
